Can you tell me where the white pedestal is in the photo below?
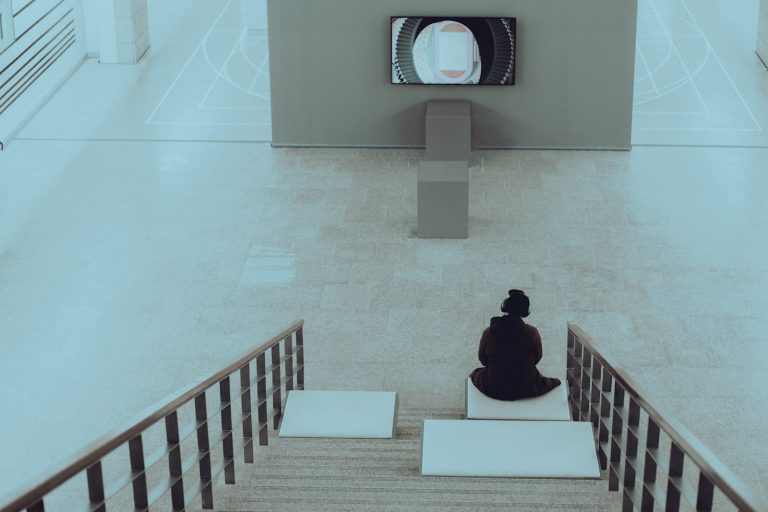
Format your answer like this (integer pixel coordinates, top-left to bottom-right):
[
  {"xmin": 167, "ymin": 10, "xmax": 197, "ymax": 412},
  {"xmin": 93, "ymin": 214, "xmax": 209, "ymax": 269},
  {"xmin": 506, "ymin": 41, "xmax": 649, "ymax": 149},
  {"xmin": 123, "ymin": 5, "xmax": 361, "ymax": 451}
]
[
  {"xmin": 420, "ymin": 420, "xmax": 601, "ymax": 478},
  {"xmin": 278, "ymin": 390, "xmax": 398, "ymax": 439},
  {"xmin": 465, "ymin": 378, "xmax": 571, "ymax": 421}
]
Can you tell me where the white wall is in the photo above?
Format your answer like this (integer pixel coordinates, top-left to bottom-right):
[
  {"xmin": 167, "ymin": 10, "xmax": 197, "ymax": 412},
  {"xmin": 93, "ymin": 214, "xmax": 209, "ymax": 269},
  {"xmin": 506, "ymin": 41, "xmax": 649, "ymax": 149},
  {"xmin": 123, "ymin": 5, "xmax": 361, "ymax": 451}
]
[
  {"xmin": 268, "ymin": 0, "xmax": 639, "ymax": 149},
  {"xmin": 0, "ymin": 0, "xmax": 87, "ymax": 148}
]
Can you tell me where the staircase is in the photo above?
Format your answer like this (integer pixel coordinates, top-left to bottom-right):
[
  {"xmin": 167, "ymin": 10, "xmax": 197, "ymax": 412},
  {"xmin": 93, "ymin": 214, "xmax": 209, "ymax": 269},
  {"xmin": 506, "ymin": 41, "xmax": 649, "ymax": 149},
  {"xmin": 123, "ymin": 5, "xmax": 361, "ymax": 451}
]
[{"xmin": 202, "ymin": 408, "xmax": 622, "ymax": 512}]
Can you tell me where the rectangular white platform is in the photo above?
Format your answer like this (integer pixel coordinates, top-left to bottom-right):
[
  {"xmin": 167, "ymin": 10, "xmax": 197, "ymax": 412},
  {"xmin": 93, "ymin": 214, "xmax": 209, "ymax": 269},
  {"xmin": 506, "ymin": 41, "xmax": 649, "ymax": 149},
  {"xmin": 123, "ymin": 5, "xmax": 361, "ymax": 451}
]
[
  {"xmin": 465, "ymin": 378, "xmax": 571, "ymax": 421},
  {"xmin": 420, "ymin": 419, "xmax": 600, "ymax": 478},
  {"xmin": 278, "ymin": 390, "xmax": 398, "ymax": 438}
]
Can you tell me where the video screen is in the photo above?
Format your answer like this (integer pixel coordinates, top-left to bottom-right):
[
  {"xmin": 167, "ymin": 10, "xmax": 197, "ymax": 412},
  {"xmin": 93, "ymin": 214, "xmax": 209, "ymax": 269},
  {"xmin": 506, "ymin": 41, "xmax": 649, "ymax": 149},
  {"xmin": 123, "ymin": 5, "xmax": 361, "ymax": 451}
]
[{"xmin": 391, "ymin": 17, "xmax": 516, "ymax": 86}]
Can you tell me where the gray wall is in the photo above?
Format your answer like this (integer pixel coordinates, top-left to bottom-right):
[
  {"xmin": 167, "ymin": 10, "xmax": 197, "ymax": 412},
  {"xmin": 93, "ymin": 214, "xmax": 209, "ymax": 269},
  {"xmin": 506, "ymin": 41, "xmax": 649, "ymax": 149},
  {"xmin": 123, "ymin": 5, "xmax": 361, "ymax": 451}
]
[{"xmin": 268, "ymin": 0, "xmax": 638, "ymax": 149}]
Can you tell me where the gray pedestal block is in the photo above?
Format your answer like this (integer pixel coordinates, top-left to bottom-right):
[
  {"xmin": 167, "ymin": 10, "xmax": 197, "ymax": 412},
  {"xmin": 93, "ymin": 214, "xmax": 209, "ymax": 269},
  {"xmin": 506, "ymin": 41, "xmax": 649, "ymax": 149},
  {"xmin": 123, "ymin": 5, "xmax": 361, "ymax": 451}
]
[
  {"xmin": 425, "ymin": 101, "xmax": 471, "ymax": 161},
  {"xmin": 417, "ymin": 160, "xmax": 468, "ymax": 239}
]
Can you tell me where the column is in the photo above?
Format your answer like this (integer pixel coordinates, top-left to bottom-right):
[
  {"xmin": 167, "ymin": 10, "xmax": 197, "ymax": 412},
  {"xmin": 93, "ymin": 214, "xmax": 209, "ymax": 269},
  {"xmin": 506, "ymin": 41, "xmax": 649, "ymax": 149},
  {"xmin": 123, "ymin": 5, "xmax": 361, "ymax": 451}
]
[
  {"xmin": 758, "ymin": 0, "xmax": 768, "ymax": 66},
  {"xmin": 87, "ymin": 0, "xmax": 149, "ymax": 64}
]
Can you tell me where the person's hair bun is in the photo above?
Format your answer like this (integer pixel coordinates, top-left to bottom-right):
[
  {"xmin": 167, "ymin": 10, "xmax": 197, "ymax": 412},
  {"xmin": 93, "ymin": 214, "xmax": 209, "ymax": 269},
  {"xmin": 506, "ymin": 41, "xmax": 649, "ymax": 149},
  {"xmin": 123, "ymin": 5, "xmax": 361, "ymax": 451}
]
[{"xmin": 501, "ymin": 289, "xmax": 530, "ymax": 317}]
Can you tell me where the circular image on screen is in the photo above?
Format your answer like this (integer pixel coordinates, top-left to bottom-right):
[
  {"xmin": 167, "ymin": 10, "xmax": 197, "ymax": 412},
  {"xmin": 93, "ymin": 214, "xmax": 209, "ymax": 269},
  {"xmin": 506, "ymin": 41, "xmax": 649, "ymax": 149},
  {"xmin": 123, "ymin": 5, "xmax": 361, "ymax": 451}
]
[{"xmin": 412, "ymin": 21, "xmax": 481, "ymax": 84}]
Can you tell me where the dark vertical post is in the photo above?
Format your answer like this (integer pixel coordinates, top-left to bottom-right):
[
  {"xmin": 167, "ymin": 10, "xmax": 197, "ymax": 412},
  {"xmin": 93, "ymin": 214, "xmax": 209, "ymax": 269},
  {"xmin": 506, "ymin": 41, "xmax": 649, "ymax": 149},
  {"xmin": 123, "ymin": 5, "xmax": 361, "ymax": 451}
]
[
  {"xmin": 296, "ymin": 326, "xmax": 304, "ymax": 390},
  {"xmin": 590, "ymin": 361, "xmax": 602, "ymax": 431},
  {"xmin": 641, "ymin": 417, "xmax": 660, "ymax": 511},
  {"xmin": 166, "ymin": 411, "xmax": 185, "ymax": 511},
  {"xmin": 597, "ymin": 367, "xmax": 611, "ymax": 471},
  {"xmin": 220, "ymin": 376, "xmax": 235, "ymax": 484},
  {"xmin": 665, "ymin": 443, "xmax": 684, "ymax": 512},
  {"xmin": 695, "ymin": 473, "xmax": 714, "ymax": 511},
  {"xmin": 622, "ymin": 398, "xmax": 640, "ymax": 502},
  {"xmin": 86, "ymin": 461, "xmax": 106, "ymax": 512},
  {"xmin": 609, "ymin": 384, "xmax": 625, "ymax": 492},
  {"xmin": 240, "ymin": 363, "xmax": 254, "ymax": 463},
  {"xmin": 128, "ymin": 435, "xmax": 149, "ymax": 509},
  {"xmin": 27, "ymin": 501, "xmax": 45, "ymax": 512},
  {"xmin": 195, "ymin": 392, "xmax": 214, "ymax": 509},
  {"xmin": 271, "ymin": 344, "xmax": 282, "ymax": 430},
  {"xmin": 284, "ymin": 335, "xmax": 294, "ymax": 393},
  {"xmin": 580, "ymin": 351, "xmax": 592, "ymax": 420},
  {"xmin": 256, "ymin": 353, "xmax": 269, "ymax": 446}
]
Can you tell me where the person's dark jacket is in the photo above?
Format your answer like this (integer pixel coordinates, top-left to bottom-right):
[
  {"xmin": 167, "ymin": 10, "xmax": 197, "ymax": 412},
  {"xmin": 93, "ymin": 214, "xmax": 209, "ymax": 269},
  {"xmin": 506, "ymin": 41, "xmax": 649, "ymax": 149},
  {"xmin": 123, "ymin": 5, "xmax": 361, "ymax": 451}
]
[{"xmin": 470, "ymin": 315, "xmax": 561, "ymax": 400}]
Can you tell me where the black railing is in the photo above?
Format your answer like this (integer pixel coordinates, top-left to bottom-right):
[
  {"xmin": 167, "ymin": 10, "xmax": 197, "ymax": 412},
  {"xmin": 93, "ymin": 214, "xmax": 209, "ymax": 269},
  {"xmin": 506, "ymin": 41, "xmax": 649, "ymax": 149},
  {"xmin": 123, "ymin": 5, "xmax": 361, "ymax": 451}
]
[
  {"xmin": 567, "ymin": 322, "xmax": 765, "ymax": 512},
  {"xmin": 0, "ymin": 320, "xmax": 304, "ymax": 512}
]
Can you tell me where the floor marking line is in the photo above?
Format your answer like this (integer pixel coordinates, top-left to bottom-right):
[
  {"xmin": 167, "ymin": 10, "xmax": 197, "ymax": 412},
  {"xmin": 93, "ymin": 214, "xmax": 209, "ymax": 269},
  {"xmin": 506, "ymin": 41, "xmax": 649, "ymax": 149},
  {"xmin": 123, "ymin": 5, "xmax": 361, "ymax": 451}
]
[
  {"xmin": 146, "ymin": 0, "xmax": 234, "ymax": 124},
  {"xmin": 646, "ymin": 0, "xmax": 710, "ymax": 115},
  {"xmin": 679, "ymin": 0, "xmax": 762, "ymax": 131},
  {"xmin": 197, "ymin": 30, "xmax": 246, "ymax": 109}
]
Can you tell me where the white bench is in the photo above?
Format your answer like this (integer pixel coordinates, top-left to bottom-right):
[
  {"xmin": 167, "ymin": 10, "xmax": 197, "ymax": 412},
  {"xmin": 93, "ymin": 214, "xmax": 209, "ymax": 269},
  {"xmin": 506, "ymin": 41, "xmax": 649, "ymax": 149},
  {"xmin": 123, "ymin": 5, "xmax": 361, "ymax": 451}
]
[
  {"xmin": 465, "ymin": 378, "xmax": 571, "ymax": 421},
  {"xmin": 420, "ymin": 419, "xmax": 600, "ymax": 478},
  {"xmin": 278, "ymin": 390, "xmax": 398, "ymax": 439}
]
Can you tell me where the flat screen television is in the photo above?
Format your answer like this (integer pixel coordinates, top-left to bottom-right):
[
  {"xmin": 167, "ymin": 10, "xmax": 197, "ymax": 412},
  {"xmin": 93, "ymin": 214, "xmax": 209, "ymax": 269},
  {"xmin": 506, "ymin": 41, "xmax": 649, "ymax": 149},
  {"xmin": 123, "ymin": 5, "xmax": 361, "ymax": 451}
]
[{"xmin": 391, "ymin": 17, "xmax": 516, "ymax": 86}]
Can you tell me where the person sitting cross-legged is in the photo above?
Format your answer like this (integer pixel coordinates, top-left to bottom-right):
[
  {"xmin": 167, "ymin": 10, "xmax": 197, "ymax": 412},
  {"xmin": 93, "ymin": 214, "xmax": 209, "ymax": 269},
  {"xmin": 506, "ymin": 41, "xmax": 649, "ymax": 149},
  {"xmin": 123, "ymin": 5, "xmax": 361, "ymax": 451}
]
[{"xmin": 470, "ymin": 289, "xmax": 561, "ymax": 400}]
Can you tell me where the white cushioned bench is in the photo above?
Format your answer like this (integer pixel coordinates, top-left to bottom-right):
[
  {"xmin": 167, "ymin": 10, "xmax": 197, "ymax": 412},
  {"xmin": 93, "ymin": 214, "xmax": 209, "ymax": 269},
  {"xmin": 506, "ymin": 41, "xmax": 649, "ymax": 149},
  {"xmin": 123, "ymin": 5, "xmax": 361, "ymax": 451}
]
[
  {"xmin": 278, "ymin": 390, "xmax": 398, "ymax": 439},
  {"xmin": 465, "ymin": 378, "xmax": 571, "ymax": 421},
  {"xmin": 420, "ymin": 419, "xmax": 600, "ymax": 478}
]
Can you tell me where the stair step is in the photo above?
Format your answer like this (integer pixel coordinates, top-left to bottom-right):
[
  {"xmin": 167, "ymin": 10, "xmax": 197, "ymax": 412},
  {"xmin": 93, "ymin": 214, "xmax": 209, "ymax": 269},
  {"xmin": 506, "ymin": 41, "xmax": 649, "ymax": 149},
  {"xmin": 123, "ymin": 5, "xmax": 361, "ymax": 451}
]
[
  {"xmin": 231, "ymin": 474, "xmax": 609, "ymax": 493},
  {"xmin": 201, "ymin": 407, "xmax": 620, "ymax": 512},
  {"xmin": 217, "ymin": 485, "xmax": 617, "ymax": 510}
]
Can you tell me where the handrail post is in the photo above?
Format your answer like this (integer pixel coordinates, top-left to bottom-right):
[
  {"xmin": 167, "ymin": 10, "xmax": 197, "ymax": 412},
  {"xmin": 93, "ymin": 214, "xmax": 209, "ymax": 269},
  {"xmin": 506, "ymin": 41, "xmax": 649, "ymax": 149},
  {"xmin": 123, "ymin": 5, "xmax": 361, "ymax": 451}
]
[
  {"xmin": 195, "ymin": 392, "xmax": 213, "ymax": 509},
  {"xmin": 642, "ymin": 417, "xmax": 660, "ymax": 510},
  {"xmin": 128, "ymin": 435, "xmax": 148, "ymax": 509},
  {"xmin": 696, "ymin": 473, "xmax": 715, "ymax": 511},
  {"xmin": 85, "ymin": 461, "xmax": 105, "ymax": 512},
  {"xmin": 284, "ymin": 335, "xmax": 294, "ymax": 394},
  {"xmin": 296, "ymin": 326, "xmax": 304, "ymax": 390},
  {"xmin": 665, "ymin": 443, "xmax": 684, "ymax": 511},
  {"xmin": 27, "ymin": 501, "xmax": 45, "ymax": 512},
  {"xmin": 165, "ymin": 411, "xmax": 185, "ymax": 511},
  {"xmin": 609, "ymin": 383, "xmax": 624, "ymax": 492},
  {"xmin": 256, "ymin": 353, "xmax": 269, "ymax": 446},
  {"xmin": 240, "ymin": 363, "xmax": 254, "ymax": 463},
  {"xmin": 220, "ymin": 377, "xmax": 235, "ymax": 484},
  {"xmin": 622, "ymin": 397, "xmax": 640, "ymax": 507},
  {"xmin": 271, "ymin": 344, "xmax": 282, "ymax": 430}
]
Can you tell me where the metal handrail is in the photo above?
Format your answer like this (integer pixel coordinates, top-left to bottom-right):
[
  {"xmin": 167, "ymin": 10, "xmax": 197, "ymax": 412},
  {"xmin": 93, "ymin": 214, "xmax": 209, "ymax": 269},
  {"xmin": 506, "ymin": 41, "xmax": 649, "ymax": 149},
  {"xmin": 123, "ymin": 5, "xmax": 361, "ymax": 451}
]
[
  {"xmin": 567, "ymin": 322, "xmax": 766, "ymax": 512},
  {"xmin": 0, "ymin": 319, "xmax": 305, "ymax": 512}
]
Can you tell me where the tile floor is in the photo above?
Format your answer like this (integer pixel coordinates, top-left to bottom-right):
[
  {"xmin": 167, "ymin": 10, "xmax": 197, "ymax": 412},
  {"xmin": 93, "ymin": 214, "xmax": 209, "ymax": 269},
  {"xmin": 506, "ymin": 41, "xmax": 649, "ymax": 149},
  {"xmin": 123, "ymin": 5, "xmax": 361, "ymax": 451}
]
[{"xmin": 1, "ymin": 0, "xmax": 768, "ymax": 508}]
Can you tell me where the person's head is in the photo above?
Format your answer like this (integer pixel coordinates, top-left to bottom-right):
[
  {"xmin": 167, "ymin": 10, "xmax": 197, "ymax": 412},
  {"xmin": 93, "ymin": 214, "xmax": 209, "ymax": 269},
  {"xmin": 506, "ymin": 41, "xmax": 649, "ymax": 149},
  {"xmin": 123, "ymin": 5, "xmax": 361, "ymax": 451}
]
[{"xmin": 500, "ymin": 289, "xmax": 530, "ymax": 318}]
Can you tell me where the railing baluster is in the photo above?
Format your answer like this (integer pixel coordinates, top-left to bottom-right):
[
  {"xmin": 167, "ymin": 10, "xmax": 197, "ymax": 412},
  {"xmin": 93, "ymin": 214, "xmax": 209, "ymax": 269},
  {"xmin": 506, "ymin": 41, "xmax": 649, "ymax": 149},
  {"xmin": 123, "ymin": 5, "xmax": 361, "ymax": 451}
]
[
  {"xmin": 284, "ymin": 335, "xmax": 294, "ymax": 394},
  {"xmin": 256, "ymin": 353, "xmax": 269, "ymax": 446},
  {"xmin": 220, "ymin": 377, "xmax": 235, "ymax": 485},
  {"xmin": 665, "ymin": 442, "xmax": 684, "ymax": 512},
  {"xmin": 271, "ymin": 344, "xmax": 282, "ymax": 430},
  {"xmin": 609, "ymin": 383, "xmax": 625, "ymax": 492},
  {"xmin": 642, "ymin": 417, "xmax": 660, "ymax": 511},
  {"xmin": 240, "ymin": 363, "xmax": 254, "ymax": 463},
  {"xmin": 195, "ymin": 392, "xmax": 214, "ymax": 509},
  {"xmin": 597, "ymin": 366, "xmax": 611, "ymax": 471},
  {"xmin": 590, "ymin": 361, "xmax": 602, "ymax": 431},
  {"xmin": 580, "ymin": 351, "xmax": 592, "ymax": 419},
  {"xmin": 86, "ymin": 461, "xmax": 105, "ymax": 512},
  {"xmin": 165, "ymin": 411, "xmax": 185, "ymax": 511},
  {"xmin": 128, "ymin": 434, "xmax": 148, "ymax": 509},
  {"xmin": 696, "ymin": 472, "xmax": 715, "ymax": 511},
  {"xmin": 296, "ymin": 327, "xmax": 305, "ymax": 390},
  {"xmin": 26, "ymin": 501, "xmax": 45, "ymax": 512},
  {"xmin": 623, "ymin": 397, "xmax": 640, "ymax": 507}
]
